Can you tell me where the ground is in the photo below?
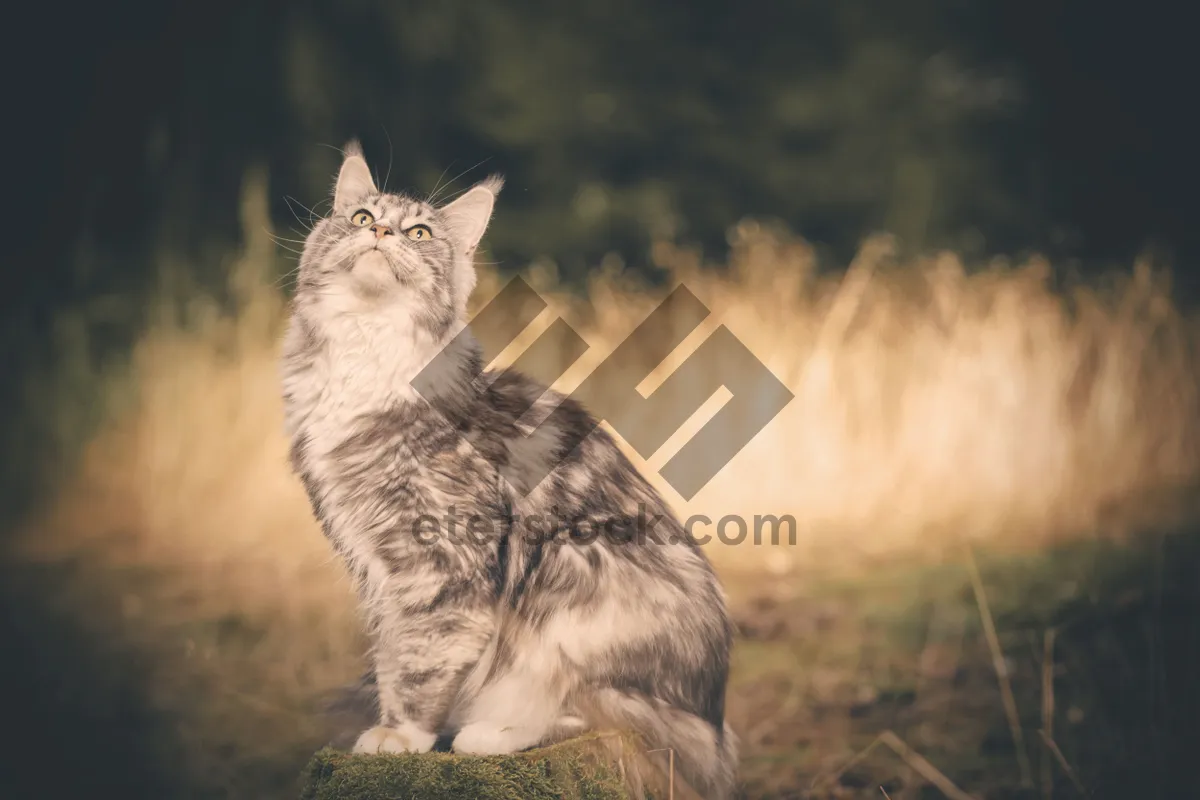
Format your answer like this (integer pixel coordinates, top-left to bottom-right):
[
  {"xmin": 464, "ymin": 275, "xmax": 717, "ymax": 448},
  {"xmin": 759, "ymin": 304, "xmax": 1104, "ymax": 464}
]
[
  {"xmin": 300, "ymin": 736, "xmax": 633, "ymax": 800},
  {"xmin": 2, "ymin": 513, "xmax": 1196, "ymax": 800}
]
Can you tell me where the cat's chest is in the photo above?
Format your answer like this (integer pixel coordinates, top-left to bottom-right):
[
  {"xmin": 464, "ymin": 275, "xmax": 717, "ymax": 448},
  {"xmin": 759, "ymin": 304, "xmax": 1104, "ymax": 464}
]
[
  {"xmin": 286, "ymin": 346, "xmax": 423, "ymax": 455},
  {"xmin": 287, "ymin": 355, "xmax": 498, "ymax": 495}
]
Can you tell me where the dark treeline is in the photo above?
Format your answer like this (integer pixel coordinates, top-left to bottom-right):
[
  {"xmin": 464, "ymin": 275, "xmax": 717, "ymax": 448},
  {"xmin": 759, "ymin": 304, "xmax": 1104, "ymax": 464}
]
[
  {"xmin": 4, "ymin": 0, "xmax": 1198, "ymax": 522},
  {"xmin": 15, "ymin": 1, "xmax": 1199, "ymax": 315}
]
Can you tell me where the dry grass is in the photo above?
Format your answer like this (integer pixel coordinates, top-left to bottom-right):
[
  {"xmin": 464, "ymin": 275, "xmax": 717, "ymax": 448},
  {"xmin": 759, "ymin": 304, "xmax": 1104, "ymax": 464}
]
[{"xmin": 8, "ymin": 171, "xmax": 1200, "ymax": 797}]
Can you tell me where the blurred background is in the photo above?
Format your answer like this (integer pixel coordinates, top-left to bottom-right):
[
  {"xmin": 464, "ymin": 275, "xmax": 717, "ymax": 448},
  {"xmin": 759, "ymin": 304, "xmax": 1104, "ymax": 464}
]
[{"xmin": 3, "ymin": 1, "xmax": 1198, "ymax": 798}]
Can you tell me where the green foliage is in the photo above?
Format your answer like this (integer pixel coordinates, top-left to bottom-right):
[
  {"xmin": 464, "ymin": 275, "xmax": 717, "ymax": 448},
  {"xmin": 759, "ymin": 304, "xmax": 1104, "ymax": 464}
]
[
  {"xmin": 300, "ymin": 736, "xmax": 635, "ymax": 800},
  {"xmin": 58, "ymin": 0, "xmax": 1031, "ymax": 284},
  {"xmin": 274, "ymin": 0, "xmax": 1029, "ymax": 270}
]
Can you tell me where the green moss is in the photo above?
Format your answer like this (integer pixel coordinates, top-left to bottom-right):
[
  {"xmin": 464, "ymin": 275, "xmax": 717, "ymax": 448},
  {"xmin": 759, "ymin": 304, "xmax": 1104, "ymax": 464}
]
[{"xmin": 300, "ymin": 734, "xmax": 638, "ymax": 800}]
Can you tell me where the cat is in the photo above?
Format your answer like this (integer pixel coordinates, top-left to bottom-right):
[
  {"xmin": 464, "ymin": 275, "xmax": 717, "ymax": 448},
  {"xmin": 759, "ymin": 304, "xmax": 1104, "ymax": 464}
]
[{"xmin": 281, "ymin": 141, "xmax": 737, "ymax": 798}]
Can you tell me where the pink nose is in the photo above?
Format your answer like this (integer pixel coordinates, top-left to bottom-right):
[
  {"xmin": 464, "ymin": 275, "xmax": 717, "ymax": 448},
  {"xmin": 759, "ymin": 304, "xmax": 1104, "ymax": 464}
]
[{"xmin": 370, "ymin": 223, "xmax": 391, "ymax": 240}]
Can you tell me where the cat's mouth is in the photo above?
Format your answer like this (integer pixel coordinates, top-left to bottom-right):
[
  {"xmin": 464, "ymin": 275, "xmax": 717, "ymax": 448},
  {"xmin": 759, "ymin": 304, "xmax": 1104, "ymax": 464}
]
[
  {"xmin": 350, "ymin": 249, "xmax": 417, "ymax": 293},
  {"xmin": 354, "ymin": 249, "xmax": 392, "ymax": 272}
]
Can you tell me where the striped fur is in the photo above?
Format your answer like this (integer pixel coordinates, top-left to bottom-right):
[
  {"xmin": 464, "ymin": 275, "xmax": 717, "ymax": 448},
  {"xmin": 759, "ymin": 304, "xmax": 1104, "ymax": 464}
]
[{"xmin": 282, "ymin": 143, "xmax": 737, "ymax": 797}]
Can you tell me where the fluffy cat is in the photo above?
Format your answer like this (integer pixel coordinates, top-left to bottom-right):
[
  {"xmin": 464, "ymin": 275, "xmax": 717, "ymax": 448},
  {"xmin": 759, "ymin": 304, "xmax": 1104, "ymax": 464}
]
[{"xmin": 281, "ymin": 142, "xmax": 737, "ymax": 798}]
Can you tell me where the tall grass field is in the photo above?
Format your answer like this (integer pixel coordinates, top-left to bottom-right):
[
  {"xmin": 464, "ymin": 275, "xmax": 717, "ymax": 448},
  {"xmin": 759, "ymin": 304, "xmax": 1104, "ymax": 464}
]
[{"xmin": 5, "ymin": 172, "xmax": 1198, "ymax": 799}]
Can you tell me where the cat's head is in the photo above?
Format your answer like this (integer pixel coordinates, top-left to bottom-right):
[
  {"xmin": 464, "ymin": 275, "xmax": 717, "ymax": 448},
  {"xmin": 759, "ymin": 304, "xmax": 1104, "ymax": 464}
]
[{"xmin": 295, "ymin": 141, "xmax": 502, "ymax": 335}]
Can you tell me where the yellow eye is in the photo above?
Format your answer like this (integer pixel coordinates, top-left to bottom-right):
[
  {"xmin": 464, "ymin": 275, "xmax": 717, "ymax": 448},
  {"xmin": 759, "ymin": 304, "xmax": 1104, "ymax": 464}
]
[
  {"xmin": 351, "ymin": 210, "xmax": 374, "ymax": 227},
  {"xmin": 405, "ymin": 225, "xmax": 433, "ymax": 241}
]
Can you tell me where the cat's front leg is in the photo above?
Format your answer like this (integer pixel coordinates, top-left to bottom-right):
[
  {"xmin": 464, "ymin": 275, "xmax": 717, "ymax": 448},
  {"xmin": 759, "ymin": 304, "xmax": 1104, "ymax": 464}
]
[
  {"xmin": 448, "ymin": 623, "xmax": 585, "ymax": 754},
  {"xmin": 353, "ymin": 720, "xmax": 438, "ymax": 755},
  {"xmin": 353, "ymin": 604, "xmax": 494, "ymax": 754}
]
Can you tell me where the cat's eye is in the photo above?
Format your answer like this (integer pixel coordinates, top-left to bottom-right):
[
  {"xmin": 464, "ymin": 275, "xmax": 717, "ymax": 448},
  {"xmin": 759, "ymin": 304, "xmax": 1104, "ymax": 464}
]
[
  {"xmin": 405, "ymin": 225, "xmax": 433, "ymax": 241},
  {"xmin": 350, "ymin": 210, "xmax": 374, "ymax": 227}
]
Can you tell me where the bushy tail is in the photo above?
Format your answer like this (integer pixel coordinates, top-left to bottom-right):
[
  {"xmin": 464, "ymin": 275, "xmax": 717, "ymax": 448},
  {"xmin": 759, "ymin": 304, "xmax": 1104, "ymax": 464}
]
[{"xmin": 578, "ymin": 689, "xmax": 739, "ymax": 800}]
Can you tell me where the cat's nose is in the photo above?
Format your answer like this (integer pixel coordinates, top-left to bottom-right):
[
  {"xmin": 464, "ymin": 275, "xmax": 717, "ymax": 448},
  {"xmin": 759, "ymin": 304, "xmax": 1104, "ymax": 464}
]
[{"xmin": 369, "ymin": 223, "xmax": 392, "ymax": 240}]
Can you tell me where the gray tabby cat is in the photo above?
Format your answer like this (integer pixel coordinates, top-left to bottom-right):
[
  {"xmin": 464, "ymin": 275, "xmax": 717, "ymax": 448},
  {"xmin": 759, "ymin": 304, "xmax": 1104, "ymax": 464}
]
[{"xmin": 281, "ymin": 142, "xmax": 737, "ymax": 798}]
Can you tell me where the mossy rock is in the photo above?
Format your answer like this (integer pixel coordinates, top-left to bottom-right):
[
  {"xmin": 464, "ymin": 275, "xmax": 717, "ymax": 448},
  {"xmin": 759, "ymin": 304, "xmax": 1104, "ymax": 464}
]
[{"xmin": 300, "ymin": 733, "xmax": 644, "ymax": 800}]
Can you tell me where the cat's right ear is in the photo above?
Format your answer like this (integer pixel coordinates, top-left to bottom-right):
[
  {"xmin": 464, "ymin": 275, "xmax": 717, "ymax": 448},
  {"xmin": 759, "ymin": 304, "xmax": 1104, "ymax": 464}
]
[{"xmin": 333, "ymin": 140, "xmax": 377, "ymax": 212}]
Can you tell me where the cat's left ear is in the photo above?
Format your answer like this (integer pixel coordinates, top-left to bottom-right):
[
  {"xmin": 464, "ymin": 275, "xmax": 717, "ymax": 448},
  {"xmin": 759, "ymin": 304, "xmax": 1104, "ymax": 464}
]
[
  {"xmin": 440, "ymin": 175, "xmax": 504, "ymax": 256},
  {"xmin": 333, "ymin": 140, "xmax": 377, "ymax": 212}
]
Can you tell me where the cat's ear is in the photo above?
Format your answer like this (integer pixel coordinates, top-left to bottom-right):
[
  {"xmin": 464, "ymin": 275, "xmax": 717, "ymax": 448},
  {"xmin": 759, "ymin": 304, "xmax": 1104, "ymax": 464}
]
[
  {"xmin": 440, "ymin": 174, "xmax": 504, "ymax": 256},
  {"xmin": 333, "ymin": 140, "xmax": 377, "ymax": 212},
  {"xmin": 441, "ymin": 175, "xmax": 503, "ymax": 315}
]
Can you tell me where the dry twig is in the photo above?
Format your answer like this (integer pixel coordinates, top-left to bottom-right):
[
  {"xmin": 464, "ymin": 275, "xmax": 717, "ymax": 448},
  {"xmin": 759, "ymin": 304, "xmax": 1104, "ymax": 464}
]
[
  {"xmin": 1041, "ymin": 628, "xmax": 1056, "ymax": 799},
  {"xmin": 965, "ymin": 546, "xmax": 1034, "ymax": 787},
  {"xmin": 809, "ymin": 730, "xmax": 981, "ymax": 800},
  {"xmin": 647, "ymin": 747, "xmax": 675, "ymax": 800},
  {"xmin": 1038, "ymin": 729, "xmax": 1090, "ymax": 798}
]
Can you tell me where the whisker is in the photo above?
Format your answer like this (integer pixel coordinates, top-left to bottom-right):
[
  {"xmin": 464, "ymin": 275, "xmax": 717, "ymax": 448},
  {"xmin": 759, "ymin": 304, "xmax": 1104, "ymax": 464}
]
[
  {"xmin": 265, "ymin": 228, "xmax": 308, "ymax": 254},
  {"xmin": 316, "ymin": 141, "xmax": 353, "ymax": 158},
  {"xmin": 427, "ymin": 158, "xmax": 492, "ymax": 205},
  {"xmin": 272, "ymin": 231, "xmax": 309, "ymax": 244},
  {"xmin": 270, "ymin": 232, "xmax": 310, "ymax": 246},
  {"xmin": 273, "ymin": 264, "xmax": 304, "ymax": 289},
  {"xmin": 426, "ymin": 161, "xmax": 457, "ymax": 206},
  {"xmin": 284, "ymin": 195, "xmax": 323, "ymax": 228},
  {"xmin": 381, "ymin": 125, "xmax": 394, "ymax": 191},
  {"xmin": 268, "ymin": 242, "xmax": 306, "ymax": 257}
]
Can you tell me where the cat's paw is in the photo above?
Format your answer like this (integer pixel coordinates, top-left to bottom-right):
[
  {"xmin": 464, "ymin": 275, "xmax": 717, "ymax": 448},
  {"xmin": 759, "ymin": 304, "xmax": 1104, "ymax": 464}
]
[
  {"xmin": 554, "ymin": 715, "xmax": 587, "ymax": 734},
  {"xmin": 451, "ymin": 722, "xmax": 525, "ymax": 755},
  {"xmin": 352, "ymin": 722, "xmax": 437, "ymax": 754}
]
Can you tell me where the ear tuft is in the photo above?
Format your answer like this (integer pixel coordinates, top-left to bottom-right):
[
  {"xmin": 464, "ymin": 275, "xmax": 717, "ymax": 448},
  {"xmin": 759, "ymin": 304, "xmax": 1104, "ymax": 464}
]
[
  {"xmin": 333, "ymin": 140, "xmax": 376, "ymax": 211},
  {"xmin": 477, "ymin": 173, "xmax": 505, "ymax": 197}
]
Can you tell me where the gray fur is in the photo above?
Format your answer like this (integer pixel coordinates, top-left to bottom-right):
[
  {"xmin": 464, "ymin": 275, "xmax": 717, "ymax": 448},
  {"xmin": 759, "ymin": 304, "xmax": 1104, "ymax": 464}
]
[{"xmin": 281, "ymin": 142, "xmax": 737, "ymax": 798}]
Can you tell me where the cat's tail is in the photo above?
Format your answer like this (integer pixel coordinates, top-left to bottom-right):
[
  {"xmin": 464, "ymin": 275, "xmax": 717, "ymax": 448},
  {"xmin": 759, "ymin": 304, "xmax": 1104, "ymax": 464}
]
[{"xmin": 577, "ymin": 689, "xmax": 739, "ymax": 800}]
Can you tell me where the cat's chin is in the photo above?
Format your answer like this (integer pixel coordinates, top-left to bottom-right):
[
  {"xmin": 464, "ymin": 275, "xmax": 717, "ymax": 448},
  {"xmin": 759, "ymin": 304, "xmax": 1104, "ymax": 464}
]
[
  {"xmin": 352, "ymin": 249, "xmax": 391, "ymax": 275},
  {"xmin": 350, "ymin": 251, "xmax": 399, "ymax": 295}
]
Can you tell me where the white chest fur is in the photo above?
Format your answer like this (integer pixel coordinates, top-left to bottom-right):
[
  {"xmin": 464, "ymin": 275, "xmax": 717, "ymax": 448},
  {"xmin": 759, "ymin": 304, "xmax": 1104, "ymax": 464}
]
[{"xmin": 281, "ymin": 305, "xmax": 456, "ymax": 594}]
